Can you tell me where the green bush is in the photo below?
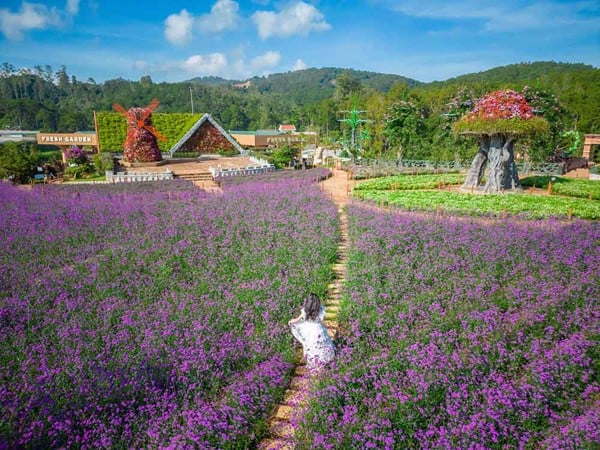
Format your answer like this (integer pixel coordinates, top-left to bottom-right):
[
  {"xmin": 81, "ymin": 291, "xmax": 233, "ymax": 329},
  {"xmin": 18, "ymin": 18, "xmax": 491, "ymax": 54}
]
[
  {"xmin": 0, "ymin": 142, "xmax": 42, "ymax": 183},
  {"xmin": 271, "ymin": 145, "xmax": 297, "ymax": 169}
]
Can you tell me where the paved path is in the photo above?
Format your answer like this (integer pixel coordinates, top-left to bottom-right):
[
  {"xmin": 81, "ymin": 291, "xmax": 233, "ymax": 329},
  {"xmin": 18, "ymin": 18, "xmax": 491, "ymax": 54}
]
[{"xmin": 258, "ymin": 169, "xmax": 353, "ymax": 449}]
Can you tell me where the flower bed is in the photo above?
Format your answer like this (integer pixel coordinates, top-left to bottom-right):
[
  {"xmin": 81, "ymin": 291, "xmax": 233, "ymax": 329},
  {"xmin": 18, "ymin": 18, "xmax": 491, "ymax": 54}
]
[
  {"xmin": 354, "ymin": 190, "xmax": 600, "ymax": 220},
  {"xmin": 354, "ymin": 174, "xmax": 465, "ymax": 191},
  {"xmin": 347, "ymin": 164, "xmax": 461, "ymax": 180},
  {"xmin": 521, "ymin": 176, "xmax": 600, "ymax": 200},
  {"xmin": 0, "ymin": 178, "xmax": 338, "ymax": 448},
  {"xmin": 296, "ymin": 204, "xmax": 600, "ymax": 449}
]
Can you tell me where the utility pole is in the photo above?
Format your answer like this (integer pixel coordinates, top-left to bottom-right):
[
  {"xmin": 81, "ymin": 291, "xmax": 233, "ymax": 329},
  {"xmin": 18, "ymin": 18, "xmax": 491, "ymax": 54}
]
[{"xmin": 189, "ymin": 85, "xmax": 194, "ymax": 114}]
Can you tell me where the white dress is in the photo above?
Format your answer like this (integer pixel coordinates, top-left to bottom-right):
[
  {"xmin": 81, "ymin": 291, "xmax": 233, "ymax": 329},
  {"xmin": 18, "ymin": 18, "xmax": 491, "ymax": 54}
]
[{"xmin": 290, "ymin": 306, "xmax": 335, "ymax": 369}]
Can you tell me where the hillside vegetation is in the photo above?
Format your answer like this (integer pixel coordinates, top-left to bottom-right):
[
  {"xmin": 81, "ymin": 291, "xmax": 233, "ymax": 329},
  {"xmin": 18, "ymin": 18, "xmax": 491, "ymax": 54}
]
[{"xmin": 0, "ymin": 61, "xmax": 598, "ymax": 162}]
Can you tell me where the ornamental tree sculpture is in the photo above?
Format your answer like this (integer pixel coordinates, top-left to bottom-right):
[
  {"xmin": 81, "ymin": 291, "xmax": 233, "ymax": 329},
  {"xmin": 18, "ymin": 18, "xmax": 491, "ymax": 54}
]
[
  {"xmin": 453, "ymin": 90, "xmax": 548, "ymax": 193},
  {"xmin": 114, "ymin": 99, "xmax": 165, "ymax": 163}
]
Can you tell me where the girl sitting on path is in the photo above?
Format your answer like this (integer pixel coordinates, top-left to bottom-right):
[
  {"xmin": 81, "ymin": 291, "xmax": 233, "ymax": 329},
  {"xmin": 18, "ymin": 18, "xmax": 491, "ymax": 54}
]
[{"xmin": 288, "ymin": 293, "xmax": 335, "ymax": 369}]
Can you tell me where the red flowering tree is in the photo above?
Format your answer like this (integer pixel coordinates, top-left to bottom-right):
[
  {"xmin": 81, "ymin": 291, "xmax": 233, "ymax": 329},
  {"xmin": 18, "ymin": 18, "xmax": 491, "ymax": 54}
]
[
  {"xmin": 122, "ymin": 107, "xmax": 163, "ymax": 163},
  {"xmin": 454, "ymin": 90, "xmax": 548, "ymax": 192}
]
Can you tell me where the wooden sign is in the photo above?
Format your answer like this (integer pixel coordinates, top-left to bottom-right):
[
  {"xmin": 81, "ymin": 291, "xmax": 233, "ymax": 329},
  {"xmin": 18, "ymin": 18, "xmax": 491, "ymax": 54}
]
[{"xmin": 37, "ymin": 133, "xmax": 98, "ymax": 146}]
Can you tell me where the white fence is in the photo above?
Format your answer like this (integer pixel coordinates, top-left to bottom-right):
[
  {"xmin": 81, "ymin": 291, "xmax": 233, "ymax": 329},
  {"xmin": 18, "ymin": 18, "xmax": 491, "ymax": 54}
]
[
  {"xmin": 209, "ymin": 159, "xmax": 276, "ymax": 178},
  {"xmin": 105, "ymin": 170, "xmax": 174, "ymax": 183}
]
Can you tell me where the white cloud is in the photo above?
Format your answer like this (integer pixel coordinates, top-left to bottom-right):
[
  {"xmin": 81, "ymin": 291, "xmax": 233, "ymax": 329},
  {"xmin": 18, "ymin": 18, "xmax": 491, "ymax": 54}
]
[
  {"xmin": 0, "ymin": 2, "xmax": 61, "ymax": 40},
  {"xmin": 292, "ymin": 58, "xmax": 307, "ymax": 71},
  {"xmin": 251, "ymin": 1, "xmax": 331, "ymax": 39},
  {"xmin": 164, "ymin": 9, "xmax": 194, "ymax": 45},
  {"xmin": 183, "ymin": 53, "xmax": 229, "ymax": 75},
  {"xmin": 250, "ymin": 51, "xmax": 281, "ymax": 70},
  {"xmin": 169, "ymin": 50, "xmax": 281, "ymax": 79},
  {"xmin": 66, "ymin": 0, "xmax": 79, "ymax": 16},
  {"xmin": 196, "ymin": 0, "xmax": 240, "ymax": 33}
]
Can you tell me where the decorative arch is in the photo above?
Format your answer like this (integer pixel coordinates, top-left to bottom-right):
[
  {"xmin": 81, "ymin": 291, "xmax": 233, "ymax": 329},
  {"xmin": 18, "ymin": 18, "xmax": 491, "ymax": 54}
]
[{"xmin": 583, "ymin": 134, "xmax": 600, "ymax": 161}]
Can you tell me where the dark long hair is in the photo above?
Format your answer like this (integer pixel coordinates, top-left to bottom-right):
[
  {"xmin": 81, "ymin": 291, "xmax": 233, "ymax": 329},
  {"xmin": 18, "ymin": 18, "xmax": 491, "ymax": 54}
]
[{"xmin": 303, "ymin": 293, "xmax": 321, "ymax": 321}]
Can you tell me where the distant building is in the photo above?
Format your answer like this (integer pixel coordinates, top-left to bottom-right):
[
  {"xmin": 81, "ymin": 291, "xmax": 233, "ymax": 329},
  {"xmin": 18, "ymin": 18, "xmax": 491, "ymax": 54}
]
[
  {"xmin": 229, "ymin": 130, "xmax": 283, "ymax": 148},
  {"xmin": 233, "ymin": 80, "xmax": 252, "ymax": 89},
  {"xmin": 0, "ymin": 130, "xmax": 38, "ymax": 143},
  {"xmin": 278, "ymin": 124, "xmax": 297, "ymax": 133}
]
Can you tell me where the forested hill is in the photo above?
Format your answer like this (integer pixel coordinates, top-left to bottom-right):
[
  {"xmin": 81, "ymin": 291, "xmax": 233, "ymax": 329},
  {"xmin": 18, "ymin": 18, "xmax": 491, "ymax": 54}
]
[
  {"xmin": 245, "ymin": 68, "xmax": 420, "ymax": 103},
  {"xmin": 0, "ymin": 61, "xmax": 598, "ymax": 141},
  {"xmin": 432, "ymin": 61, "xmax": 595, "ymax": 86},
  {"xmin": 190, "ymin": 67, "xmax": 420, "ymax": 104}
]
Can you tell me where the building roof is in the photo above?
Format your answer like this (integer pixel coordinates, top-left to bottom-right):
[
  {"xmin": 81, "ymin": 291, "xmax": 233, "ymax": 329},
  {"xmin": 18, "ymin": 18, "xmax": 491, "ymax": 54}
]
[
  {"xmin": 230, "ymin": 130, "xmax": 283, "ymax": 136},
  {"xmin": 168, "ymin": 113, "xmax": 244, "ymax": 156},
  {"xmin": 278, "ymin": 124, "xmax": 297, "ymax": 132}
]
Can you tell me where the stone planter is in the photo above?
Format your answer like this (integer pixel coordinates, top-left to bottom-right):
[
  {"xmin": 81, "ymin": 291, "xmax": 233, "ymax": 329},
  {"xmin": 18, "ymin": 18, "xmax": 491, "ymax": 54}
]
[{"xmin": 589, "ymin": 173, "xmax": 600, "ymax": 181}]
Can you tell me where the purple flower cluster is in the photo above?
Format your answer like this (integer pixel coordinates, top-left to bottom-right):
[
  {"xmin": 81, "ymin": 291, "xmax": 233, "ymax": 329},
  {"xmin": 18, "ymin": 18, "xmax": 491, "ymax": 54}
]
[
  {"xmin": 0, "ymin": 178, "xmax": 338, "ymax": 448},
  {"xmin": 297, "ymin": 204, "xmax": 599, "ymax": 449}
]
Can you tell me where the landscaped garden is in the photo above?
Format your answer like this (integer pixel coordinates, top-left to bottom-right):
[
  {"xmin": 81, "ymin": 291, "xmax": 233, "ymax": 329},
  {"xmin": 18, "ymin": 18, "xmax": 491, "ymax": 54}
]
[
  {"xmin": 296, "ymin": 202, "xmax": 599, "ymax": 448},
  {"xmin": 353, "ymin": 173, "xmax": 600, "ymax": 219},
  {"xmin": 0, "ymin": 177, "xmax": 339, "ymax": 448},
  {"xmin": 1, "ymin": 164, "xmax": 599, "ymax": 448}
]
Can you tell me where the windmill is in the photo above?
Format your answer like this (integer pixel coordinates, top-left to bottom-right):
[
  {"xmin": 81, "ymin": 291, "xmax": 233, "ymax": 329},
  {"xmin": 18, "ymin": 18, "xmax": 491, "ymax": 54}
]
[{"xmin": 113, "ymin": 99, "xmax": 166, "ymax": 163}]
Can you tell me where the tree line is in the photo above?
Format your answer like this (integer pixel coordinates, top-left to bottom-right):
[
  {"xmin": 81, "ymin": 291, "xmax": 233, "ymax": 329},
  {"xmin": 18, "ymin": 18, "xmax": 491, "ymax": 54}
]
[{"xmin": 0, "ymin": 61, "xmax": 598, "ymax": 165}]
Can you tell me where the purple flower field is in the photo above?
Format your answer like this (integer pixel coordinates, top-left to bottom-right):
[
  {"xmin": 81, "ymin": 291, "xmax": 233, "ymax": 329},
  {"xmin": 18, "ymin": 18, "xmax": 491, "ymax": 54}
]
[
  {"xmin": 297, "ymin": 204, "xmax": 599, "ymax": 449},
  {"xmin": 0, "ymin": 178, "xmax": 338, "ymax": 448}
]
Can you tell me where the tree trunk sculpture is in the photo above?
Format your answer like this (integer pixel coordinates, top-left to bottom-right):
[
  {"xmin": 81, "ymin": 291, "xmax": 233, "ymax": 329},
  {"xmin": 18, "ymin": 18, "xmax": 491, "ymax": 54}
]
[
  {"xmin": 463, "ymin": 134, "xmax": 521, "ymax": 192},
  {"xmin": 454, "ymin": 90, "xmax": 548, "ymax": 193}
]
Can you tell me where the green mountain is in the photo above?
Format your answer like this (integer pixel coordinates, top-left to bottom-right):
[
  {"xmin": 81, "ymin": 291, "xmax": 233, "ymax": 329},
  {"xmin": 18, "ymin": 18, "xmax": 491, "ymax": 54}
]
[
  {"xmin": 432, "ymin": 61, "xmax": 595, "ymax": 86},
  {"xmin": 187, "ymin": 75, "xmax": 239, "ymax": 86},
  {"xmin": 188, "ymin": 67, "xmax": 420, "ymax": 103}
]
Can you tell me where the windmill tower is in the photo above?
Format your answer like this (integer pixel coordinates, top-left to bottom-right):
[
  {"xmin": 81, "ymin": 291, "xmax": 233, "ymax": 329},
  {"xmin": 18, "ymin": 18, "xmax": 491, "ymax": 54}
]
[{"xmin": 113, "ymin": 99, "xmax": 166, "ymax": 163}]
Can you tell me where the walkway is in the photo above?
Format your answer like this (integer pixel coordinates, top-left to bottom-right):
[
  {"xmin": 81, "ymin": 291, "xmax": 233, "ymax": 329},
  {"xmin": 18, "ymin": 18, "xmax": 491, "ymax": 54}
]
[{"xmin": 258, "ymin": 169, "xmax": 354, "ymax": 449}]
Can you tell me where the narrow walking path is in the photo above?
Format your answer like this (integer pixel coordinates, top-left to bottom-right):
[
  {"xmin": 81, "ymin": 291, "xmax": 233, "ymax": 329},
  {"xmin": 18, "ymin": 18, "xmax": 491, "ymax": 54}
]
[{"xmin": 258, "ymin": 169, "xmax": 353, "ymax": 449}]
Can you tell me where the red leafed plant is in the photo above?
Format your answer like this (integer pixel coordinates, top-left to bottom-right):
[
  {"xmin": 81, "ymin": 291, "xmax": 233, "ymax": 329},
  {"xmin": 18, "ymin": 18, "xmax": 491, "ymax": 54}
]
[{"xmin": 466, "ymin": 90, "xmax": 534, "ymax": 121}]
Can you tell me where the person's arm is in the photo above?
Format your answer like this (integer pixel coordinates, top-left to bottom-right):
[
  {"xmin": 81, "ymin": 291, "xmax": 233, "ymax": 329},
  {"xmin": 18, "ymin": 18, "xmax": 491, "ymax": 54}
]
[
  {"xmin": 288, "ymin": 308, "xmax": 305, "ymax": 326},
  {"xmin": 288, "ymin": 307, "xmax": 307, "ymax": 326}
]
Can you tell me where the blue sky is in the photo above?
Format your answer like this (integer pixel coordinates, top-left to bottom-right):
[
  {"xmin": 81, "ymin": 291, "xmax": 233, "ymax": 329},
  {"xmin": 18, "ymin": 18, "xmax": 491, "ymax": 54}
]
[{"xmin": 0, "ymin": 0, "xmax": 598, "ymax": 83}]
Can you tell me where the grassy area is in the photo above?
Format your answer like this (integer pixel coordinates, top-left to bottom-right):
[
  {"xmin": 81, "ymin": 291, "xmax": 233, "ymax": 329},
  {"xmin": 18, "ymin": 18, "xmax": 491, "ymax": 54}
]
[
  {"xmin": 521, "ymin": 175, "xmax": 600, "ymax": 200},
  {"xmin": 353, "ymin": 173, "xmax": 600, "ymax": 219},
  {"xmin": 354, "ymin": 173, "xmax": 465, "ymax": 191}
]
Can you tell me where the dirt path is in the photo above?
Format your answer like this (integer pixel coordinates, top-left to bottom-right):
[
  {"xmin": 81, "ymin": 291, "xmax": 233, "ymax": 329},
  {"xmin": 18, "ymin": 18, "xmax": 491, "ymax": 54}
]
[{"xmin": 258, "ymin": 169, "xmax": 353, "ymax": 449}]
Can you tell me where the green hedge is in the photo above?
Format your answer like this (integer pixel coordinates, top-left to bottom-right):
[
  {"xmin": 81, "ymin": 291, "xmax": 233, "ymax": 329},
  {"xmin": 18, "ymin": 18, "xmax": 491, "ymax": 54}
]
[{"xmin": 97, "ymin": 113, "xmax": 202, "ymax": 152}]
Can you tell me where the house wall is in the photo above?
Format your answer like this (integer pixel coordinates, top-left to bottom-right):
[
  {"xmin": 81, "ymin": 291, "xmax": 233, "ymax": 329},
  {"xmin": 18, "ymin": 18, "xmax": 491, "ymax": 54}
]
[{"xmin": 231, "ymin": 134, "xmax": 256, "ymax": 147}]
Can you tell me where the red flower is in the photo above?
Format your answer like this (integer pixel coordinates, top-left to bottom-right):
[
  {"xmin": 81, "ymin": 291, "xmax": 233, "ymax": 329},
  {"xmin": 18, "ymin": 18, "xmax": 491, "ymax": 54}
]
[{"xmin": 465, "ymin": 90, "xmax": 534, "ymax": 122}]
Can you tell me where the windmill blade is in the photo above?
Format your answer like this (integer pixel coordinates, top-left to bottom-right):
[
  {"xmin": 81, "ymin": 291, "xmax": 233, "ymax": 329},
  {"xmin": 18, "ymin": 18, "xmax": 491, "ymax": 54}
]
[
  {"xmin": 113, "ymin": 103, "xmax": 129, "ymax": 115},
  {"xmin": 143, "ymin": 124, "xmax": 167, "ymax": 141},
  {"xmin": 139, "ymin": 99, "xmax": 160, "ymax": 123},
  {"xmin": 147, "ymin": 98, "xmax": 160, "ymax": 112}
]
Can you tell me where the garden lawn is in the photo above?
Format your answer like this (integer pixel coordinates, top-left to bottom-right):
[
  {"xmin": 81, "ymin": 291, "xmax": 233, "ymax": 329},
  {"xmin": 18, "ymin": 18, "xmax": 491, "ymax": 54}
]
[
  {"xmin": 296, "ymin": 204, "xmax": 600, "ymax": 449},
  {"xmin": 354, "ymin": 173, "xmax": 465, "ymax": 191},
  {"xmin": 521, "ymin": 176, "xmax": 600, "ymax": 200},
  {"xmin": 354, "ymin": 189, "xmax": 600, "ymax": 219},
  {"xmin": 0, "ymin": 177, "xmax": 338, "ymax": 448}
]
